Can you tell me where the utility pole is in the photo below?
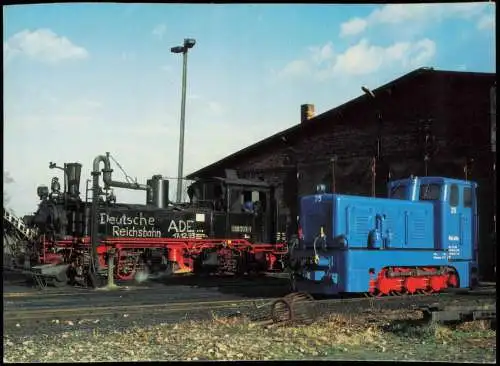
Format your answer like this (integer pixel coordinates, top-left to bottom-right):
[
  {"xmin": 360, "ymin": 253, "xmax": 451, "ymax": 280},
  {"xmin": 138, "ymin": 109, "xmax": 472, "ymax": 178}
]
[{"xmin": 171, "ymin": 38, "xmax": 196, "ymax": 203}]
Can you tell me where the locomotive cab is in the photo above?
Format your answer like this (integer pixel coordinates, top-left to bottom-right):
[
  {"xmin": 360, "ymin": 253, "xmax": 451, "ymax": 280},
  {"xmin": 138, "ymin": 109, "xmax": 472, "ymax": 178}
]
[
  {"xmin": 187, "ymin": 172, "xmax": 282, "ymax": 244},
  {"xmin": 388, "ymin": 176, "xmax": 478, "ymax": 263},
  {"xmin": 225, "ymin": 177, "xmax": 273, "ymax": 243}
]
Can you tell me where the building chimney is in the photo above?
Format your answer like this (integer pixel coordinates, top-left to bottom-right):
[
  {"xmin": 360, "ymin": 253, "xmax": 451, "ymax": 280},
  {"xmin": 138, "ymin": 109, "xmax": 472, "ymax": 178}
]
[{"xmin": 301, "ymin": 104, "xmax": 315, "ymax": 123}]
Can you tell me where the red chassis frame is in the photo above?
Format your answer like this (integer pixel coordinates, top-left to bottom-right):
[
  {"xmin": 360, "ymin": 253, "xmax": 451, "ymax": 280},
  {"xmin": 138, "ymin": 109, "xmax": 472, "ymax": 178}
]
[{"xmin": 37, "ymin": 235, "xmax": 289, "ymax": 280}]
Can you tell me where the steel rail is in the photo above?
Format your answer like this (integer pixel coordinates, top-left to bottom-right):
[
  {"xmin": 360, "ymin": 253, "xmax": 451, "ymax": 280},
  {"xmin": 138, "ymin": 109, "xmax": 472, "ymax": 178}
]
[
  {"xmin": 3, "ymin": 291, "xmax": 483, "ymax": 321},
  {"xmin": 3, "ymin": 298, "xmax": 263, "ymax": 322}
]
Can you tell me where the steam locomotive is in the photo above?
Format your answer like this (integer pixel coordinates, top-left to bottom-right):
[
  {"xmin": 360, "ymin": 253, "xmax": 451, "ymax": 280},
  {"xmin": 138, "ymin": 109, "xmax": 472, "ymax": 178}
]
[
  {"xmin": 20, "ymin": 153, "xmax": 289, "ymax": 287},
  {"xmin": 290, "ymin": 176, "xmax": 479, "ymax": 296}
]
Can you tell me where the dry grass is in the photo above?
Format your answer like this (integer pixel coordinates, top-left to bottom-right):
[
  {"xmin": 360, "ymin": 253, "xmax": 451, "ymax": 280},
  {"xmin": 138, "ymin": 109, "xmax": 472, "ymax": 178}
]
[{"xmin": 3, "ymin": 311, "xmax": 496, "ymax": 363}]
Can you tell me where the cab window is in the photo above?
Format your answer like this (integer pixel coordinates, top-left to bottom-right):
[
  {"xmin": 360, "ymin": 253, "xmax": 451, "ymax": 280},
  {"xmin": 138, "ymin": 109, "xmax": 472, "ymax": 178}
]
[
  {"xmin": 419, "ymin": 184, "xmax": 441, "ymax": 201},
  {"xmin": 463, "ymin": 187, "xmax": 472, "ymax": 208},
  {"xmin": 391, "ymin": 185, "xmax": 407, "ymax": 200},
  {"xmin": 240, "ymin": 190, "xmax": 264, "ymax": 213},
  {"xmin": 450, "ymin": 184, "xmax": 459, "ymax": 207}
]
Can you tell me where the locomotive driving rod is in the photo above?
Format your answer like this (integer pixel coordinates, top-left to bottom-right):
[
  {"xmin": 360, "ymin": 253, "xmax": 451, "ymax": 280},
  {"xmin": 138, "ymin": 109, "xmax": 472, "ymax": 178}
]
[{"xmin": 90, "ymin": 153, "xmax": 152, "ymax": 276}]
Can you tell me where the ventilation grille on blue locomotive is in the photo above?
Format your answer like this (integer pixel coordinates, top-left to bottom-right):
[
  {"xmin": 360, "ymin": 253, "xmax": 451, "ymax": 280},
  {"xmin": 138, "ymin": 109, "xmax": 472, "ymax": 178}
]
[
  {"xmin": 349, "ymin": 207, "xmax": 372, "ymax": 246},
  {"xmin": 354, "ymin": 215, "xmax": 369, "ymax": 235},
  {"xmin": 411, "ymin": 214, "xmax": 428, "ymax": 241}
]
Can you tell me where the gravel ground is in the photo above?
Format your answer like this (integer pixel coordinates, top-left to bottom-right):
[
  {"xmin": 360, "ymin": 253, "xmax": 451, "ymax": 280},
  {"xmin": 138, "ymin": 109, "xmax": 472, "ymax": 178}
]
[
  {"xmin": 3, "ymin": 309, "xmax": 496, "ymax": 363},
  {"xmin": 4, "ymin": 287, "xmax": 495, "ymax": 337},
  {"xmin": 3, "ymin": 276, "xmax": 495, "ymax": 362}
]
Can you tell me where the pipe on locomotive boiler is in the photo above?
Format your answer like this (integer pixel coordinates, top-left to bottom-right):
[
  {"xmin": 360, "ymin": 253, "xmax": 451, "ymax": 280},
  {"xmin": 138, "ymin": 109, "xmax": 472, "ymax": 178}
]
[{"xmin": 90, "ymin": 153, "xmax": 152, "ymax": 274}]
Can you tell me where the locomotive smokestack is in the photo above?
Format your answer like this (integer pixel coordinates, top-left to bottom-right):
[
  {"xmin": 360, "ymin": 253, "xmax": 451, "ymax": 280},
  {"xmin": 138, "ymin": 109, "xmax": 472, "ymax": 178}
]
[
  {"xmin": 301, "ymin": 104, "xmax": 315, "ymax": 124},
  {"xmin": 65, "ymin": 163, "xmax": 82, "ymax": 197},
  {"xmin": 146, "ymin": 175, "xmax": 169, "ymax": 208}
]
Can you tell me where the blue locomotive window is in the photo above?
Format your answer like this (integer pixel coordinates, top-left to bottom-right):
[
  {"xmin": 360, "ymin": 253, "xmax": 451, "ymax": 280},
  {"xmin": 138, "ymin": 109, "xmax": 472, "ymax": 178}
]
[
  {"xmin": 419, "ymin": 184, "xmax": 441, "ymax": 201},
  {"xmin": 450, "ymin": 184, "xmax": 459, "ymax": 207},
  {"xmin": 391, "ymin": 185, "xmax": 407, "ymax": 200},
  {"xmin": 463, "ymin": 187, "xmax": 472, "ymax": 208}
]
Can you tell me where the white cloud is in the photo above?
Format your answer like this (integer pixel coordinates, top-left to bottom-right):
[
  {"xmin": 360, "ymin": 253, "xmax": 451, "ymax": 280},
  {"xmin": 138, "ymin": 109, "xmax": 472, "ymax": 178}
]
[
  {"xmin": 340, "ymin": 18, "xmax": 368, "ymax": 37},
  {"xmin": 340, "ymin": 3, "xmax": 491, "ymax": 37},
  {"xmin": 278, "ymin": 38, "xmax": 436, "ymax": 80},
  {"xmin": 279, "ymin": 42, "xmax": 335, "ymax": 79},
  {"xmin": 278, "ymin": 59, "xmax": 311, "ymax": 78},
  {"xmin": 477, "ymin": 13, "xmax": 495, "ymax": 31},
  {"xmin": 309, "ymin": 42, "xmax": 335, "ymax": 65},
  {"xmin": 3, "ymin": 28, "xmax": 88, "ymax": 64},
  {"xmin": 334, "ymin": 38, "xmax": 436, "ymax": 75},
  {"xmin": 407, "ymin": 39, "xmax": 436, "ymax": 68},
  {"xmin": 333, "ymin": 39, "xmax": 394, "ymax": 76},
  {"xmin": 152, "ymin": 24, "xmax": 167, "ymax": 40}
]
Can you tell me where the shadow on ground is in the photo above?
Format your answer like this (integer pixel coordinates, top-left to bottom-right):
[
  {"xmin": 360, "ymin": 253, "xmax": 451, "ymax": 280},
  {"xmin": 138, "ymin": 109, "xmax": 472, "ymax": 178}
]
[
  {"xmin": 4, "ymin": 270, "xmax": 293, "ymax": 299},
  {"xmin": 141, "ymin": 273, "xmax": 293, "ymax": 299}
]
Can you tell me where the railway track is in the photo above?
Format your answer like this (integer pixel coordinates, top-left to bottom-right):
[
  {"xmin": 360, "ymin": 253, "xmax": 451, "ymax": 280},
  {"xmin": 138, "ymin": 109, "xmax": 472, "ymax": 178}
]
[
  {"xmin": 3, "ymin": 291, "xmax": 495, "ymax": 340},
  {"xmin": 3, "ymin": 298, "xmax": 262, "ymax": 323},
  {"xmin": 4, "ymin": 287, "xmax": 494, "ymax": 326}
]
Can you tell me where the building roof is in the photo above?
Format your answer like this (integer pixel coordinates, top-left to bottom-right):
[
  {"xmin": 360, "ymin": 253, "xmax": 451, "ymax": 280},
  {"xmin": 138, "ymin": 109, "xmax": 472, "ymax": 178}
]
[{"xmin": 187, "ymin": 67, "xmax": 495, "ymax": 179}]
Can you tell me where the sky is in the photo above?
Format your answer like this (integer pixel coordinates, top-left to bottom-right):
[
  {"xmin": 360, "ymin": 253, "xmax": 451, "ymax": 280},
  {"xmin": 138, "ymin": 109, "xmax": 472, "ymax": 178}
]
[{"xmin": 3, "ymin": 3, "xmax": 496, "ymax": 216}]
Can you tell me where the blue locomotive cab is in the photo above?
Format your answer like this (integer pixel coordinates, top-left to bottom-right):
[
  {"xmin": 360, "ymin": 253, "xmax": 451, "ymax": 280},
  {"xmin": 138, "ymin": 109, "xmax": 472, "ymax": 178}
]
[
  {"xmin": 291, "ymin": 176, "xmax": 479, "ymax": 295},
  {"xmin": 415, "ymin": 177, "xmax": 479, "ymax": 287},
  {"xmin": 389, "ymin": 176, "xmax": 478, "ymax": 259}
]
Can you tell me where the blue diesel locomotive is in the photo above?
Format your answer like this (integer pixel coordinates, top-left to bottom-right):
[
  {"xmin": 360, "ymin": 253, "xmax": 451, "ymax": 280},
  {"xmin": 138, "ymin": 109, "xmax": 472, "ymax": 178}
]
[{"xmin": 289, "ymin": 176, "xmax": 479, "ymax": 296}]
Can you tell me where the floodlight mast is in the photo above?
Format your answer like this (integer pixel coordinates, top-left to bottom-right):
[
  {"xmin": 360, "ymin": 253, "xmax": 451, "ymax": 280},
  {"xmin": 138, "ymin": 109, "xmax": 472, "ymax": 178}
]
[{"xmin": 171, "ymin": 38, "xmax": 196, "ymax": 203}]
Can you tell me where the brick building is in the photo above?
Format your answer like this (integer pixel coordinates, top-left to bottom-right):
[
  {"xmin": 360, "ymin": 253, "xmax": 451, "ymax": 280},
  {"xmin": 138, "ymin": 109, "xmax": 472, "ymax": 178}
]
[{"xmin": 187, "ymin": 67, "xmax": 496, "ymax": 280}]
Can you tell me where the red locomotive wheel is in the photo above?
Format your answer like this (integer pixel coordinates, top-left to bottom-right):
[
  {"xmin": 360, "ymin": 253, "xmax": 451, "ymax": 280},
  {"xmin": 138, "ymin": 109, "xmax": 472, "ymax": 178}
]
[
  {"xmin": 377, "ymin": 278, "xmax": 393, "ymax": 296},
  {"xmin": 430, "ymin": 275, "xmax": 448, "ymax": 292},
  {"xmin": 404, "ymin": 278, "xmax": 418, "ymax": 294},
  {"xmin": 375, "ymin": 269, "xmax": 403, "ymax": 296},
  {"xmin": 115, "ymin": 251, "xmax": 139, "ymax": 281}
]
